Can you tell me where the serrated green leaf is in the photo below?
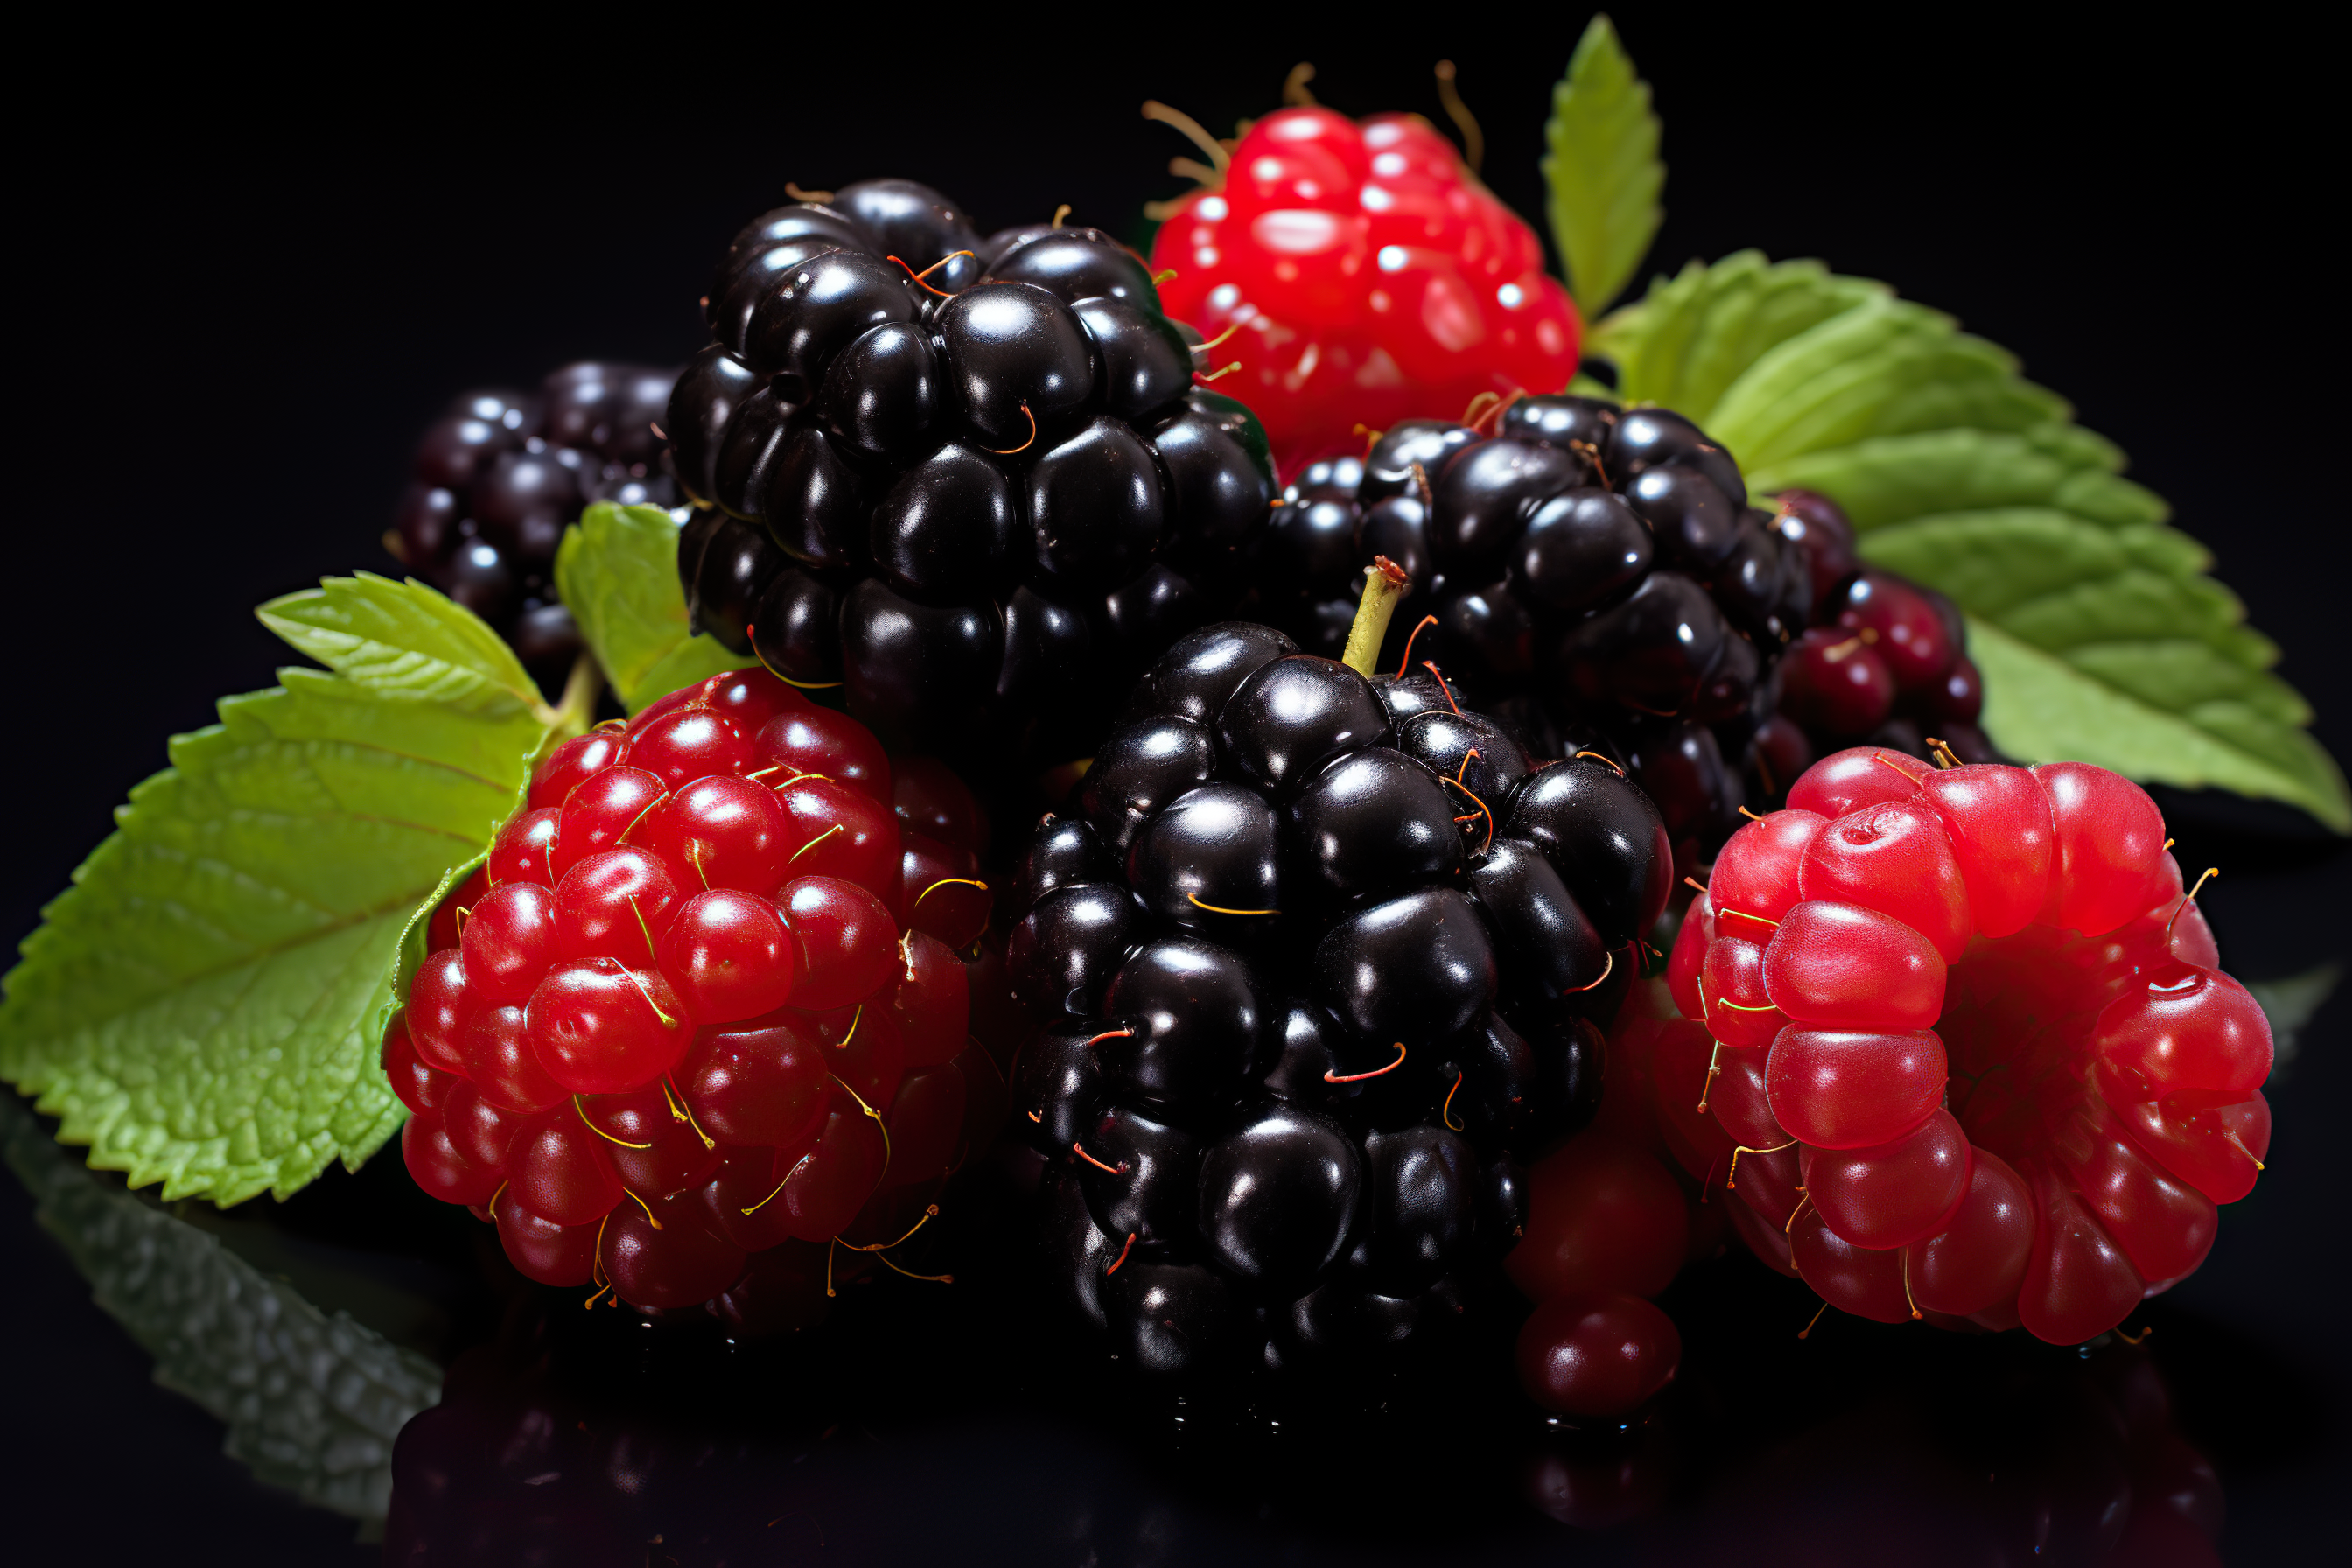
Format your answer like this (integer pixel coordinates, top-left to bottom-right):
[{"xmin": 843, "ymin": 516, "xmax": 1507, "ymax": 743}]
[
  {"xmin": 2, "ymin": 1093, "xmax": 440, "ymax": 1520},
  {"xmin": 1544, "ymin": 15, "xmax": 1664, "ymax": 320},
  {"xmin": 556, "ymin": 502, "xmax": 752, "ymax": 713},
  {"xmin": 1970, "ymin": 619, "xmax": 2348, "ymax": 830},
  {"xmin": 258, "ymin": 572, "xmax": 546, "ymax": 718},
  {"xmin": 1599, "ymin": 253, "xmax": 2350, "ymax": 831},
  {"xmin": 0, "ymin": 578, "xmax": 547, "ymax": 1203}
]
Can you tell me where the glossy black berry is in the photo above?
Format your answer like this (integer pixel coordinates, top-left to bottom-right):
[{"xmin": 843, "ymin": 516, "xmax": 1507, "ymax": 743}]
[
  {"xmin": 1001, "ymin": 622, "xmax": 1660, "ymax": 1374},
  {"xmin": 1312, "ymin": 887, "xmax": 1497, "ymax": 1049},
  {"xmin": 1216, "ymin": 655, "xmax": 1391, "ymax": 795},
  {"xmin": 1196, "ymin": 1101, "xmax": 1360, "ymax": 1288},
  {"xmin": 1500, "ymin": 757, "xmax": 1672, "ymax": 947},
  {"xmin": 1097, "ymin": 936, "xmax": 1264, "ymax": 1109},
  {"xmin": 1008, "ymin": 883, "xmax": 1148, "ymax": 1018},
  {"xmin": 395, "ymin": 360, "xmax": 680, "ymax": 693},
  {"xmin": 1102, "ymin": 1260, "xmax": 1243, "ymax": 1376},
  {"xmin": 674, "ymin": 179, "xmax": 1272, "ymax": 760}
]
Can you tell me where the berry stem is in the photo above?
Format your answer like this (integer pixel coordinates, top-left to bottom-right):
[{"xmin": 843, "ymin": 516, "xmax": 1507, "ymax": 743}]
[
  {"xmin": 1340, "ymin": 556, "xmax": 1412, "ymax": 679},
  {"xmin": 529, "ymin": 648, "xmax": 605, "ymax": 748}
]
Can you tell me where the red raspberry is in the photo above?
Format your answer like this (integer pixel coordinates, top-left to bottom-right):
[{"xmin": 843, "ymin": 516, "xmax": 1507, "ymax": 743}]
[
  {"xmin": 387, "ymin": 668, "xmax": 1005, "ymax": 1319},
  {"xmin": 1666, "ymin": 747, "xmax": 2267, "ymax": 1343},
  {"xmin": 1151, "ymin": 107, "xmax": 1580, "ymax": 478}
]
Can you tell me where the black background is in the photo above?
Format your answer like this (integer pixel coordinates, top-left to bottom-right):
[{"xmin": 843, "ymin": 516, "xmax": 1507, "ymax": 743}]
[{"xmin": 5, "ymin": 13, "xmax": 2343, "ymax": 1563}]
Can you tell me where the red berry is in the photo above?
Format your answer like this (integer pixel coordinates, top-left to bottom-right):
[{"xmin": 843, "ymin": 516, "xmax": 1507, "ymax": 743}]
[
  {"xmin": 487, "ymin": 807, "xmax": 562, "ymax": 888},
  {"xmin": 899, "ymin": 830, "xmax": 990, "ymax": 948},
  {"xmin": 506, "ymin": 1104, "xmax": 625, "ymax": 1227},
  {"xmin": 441, "ymin": 1077, "xmax": 525, "ymax": 1170},
  {"xmin": 1505, "ymin": 1134, "xmax": 1688, "ymax": 1301},
  {"xmin": 402, "ymin": 1106, "xmax": 499, "ymax": 1207},
  {"xmin": 388, "ymin": 671, "xmax": 970, "ymax": 1313},
  {"xmin": 1765, "ymin": 1028, "xmax": 1945, "ymax": 1149},
  {"xmin": 598, "ymin": 1190, "xmax": 747, "ymax": 1310},
  {"xmin": 1151, "ymin": 107, "xmax": 1579, "ymax": 478},
  {"xmin": 634, "ymin": 774, "xmax": 794, "ymax": 894},
  {"xmin": 552, "ymin": 766, "xmax": 669, "ymax": 879},
  {"xmin": 528, "ymin": 728, "xmax": 630, "ymax": 813},
  {"xmin": 773, "ymin": 774, "xmax": 900, "ymax": 902},
  {"xmin": 780, "ymin": 876, "xmax": 898, "ymax": 1010},
  {"xmin": 459, "ymin": 880, "xmax": 558, "ymax": 1002},
  {"xmin": 657, "ymin": 889, "xmax": 799, "ymax": 1022},
  {"xmin": 1902, "ymin": 1146, "xmax": 2033, "ymax": 1315},
  {"xmin": 1516, "ymin": 1292, "xmax": 1681, "ymax": 1418},
  {"xmin": 892, "ymin": 755, "xmax": 990, "ymax": 857},
  {"xmin": 1763, "ymin": 901, "xmax": 1947, "ymax": 1030},
  {"xmin": 575, "ymin": 1080, "xmax": 726, "ymax": 1197},
  {"xmin": 494, "ymin": 1193, "xmax": 599, "ymax": 1287},
  {"xmin": 1923, "ymin": 654, "xmax": 1984, "ymax": 723},
  {"xmin": 524, "ymin": 958, "xmax": 692, "ymax": 1095},
  {"xmin": 382, "ymin": 1014, "xmax": 452, "ymax": 1114},
  {"xmin": 628, "ymin": 707, "xmax": 757, "ymax": 789},
  {"xmin": 754, "ymin": 707, "xmax": 892, "ymax": 807},
  {"xmin": 552, "ymin": 847, "xmax": 683, "ymax": 963},
  {"xmin": 455, "ymin": 999, "xmax": 564, "ymax": 1111},
  {"xmin": 1676, "ymin": 753, "xmax": 2268, "ymax": 1344},
  {"xmin": 766, "ymin": 1094, "xmax": 890, "ymax": 1242},
  {"xmin": 1797, "ymin": 800, "xmax": 1973, "ymax": 962},
  {"xmin": 1836, "ymin": 571, "xmax": 1956, "ymax": 690},
  {"xmin": 676, "ymin": 1015, "xmax": 832, "ymax": 1149},
  {"xmin": 406, "ymin": 949, "xmax": 472, "ymax": 1073},
  {"xmin": 882, "ymin": 931, "xmax": 972, "ymax": 1070},
  {"xmin": 1781, "ymin": 627, "xmax": 1897, "ymax": 739}
]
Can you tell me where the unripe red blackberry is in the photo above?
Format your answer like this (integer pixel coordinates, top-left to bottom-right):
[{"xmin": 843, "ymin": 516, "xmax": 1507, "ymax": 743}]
[{"xmin": 387, "ymin": 666, "xmax": 1004, "ymax": 1320}]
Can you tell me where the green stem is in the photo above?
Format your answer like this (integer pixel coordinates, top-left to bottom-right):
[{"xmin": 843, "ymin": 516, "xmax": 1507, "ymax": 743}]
[
  {"xmin": 532, "ymin": 648, "xmax": 605, "ymax": 751},
  {"xmin": 1340, "ymin": 556, "xmax": 1412, "ymax": 679}
]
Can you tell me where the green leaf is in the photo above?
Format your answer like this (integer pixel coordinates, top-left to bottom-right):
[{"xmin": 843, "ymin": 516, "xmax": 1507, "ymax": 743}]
[
  {"xmin": 556, "ymin": 502, "xmax": 752, "ymax": 713},
  {"xmin": 3, "ymin": 1093, "xmax": 441, "ymax": 1521},
  {"xmin": 0, "ymin": 577, "xmax": 548, "ymax": 1203},
  {"xmin": 1544, "ymin": 15, "xmax": 1664, "ymax": 320},
  {"xmin": 1598, "ymin": 254, "xmax": 2351, "ymax": 832}
]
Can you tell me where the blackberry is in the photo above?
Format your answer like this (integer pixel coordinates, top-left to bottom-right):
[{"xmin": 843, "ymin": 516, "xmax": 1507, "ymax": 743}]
[
  {"xmin": 1254, "ymin": 396, "xmax": 1811, "ymax": 858},
  {"xmin": 1762, "ymin": 486, "xmax": 2001, "ymax": 802},
  {"xmin": 391, "ymin": 361, "xmax": 681, "ymax": 692},
  {"xmin": 1000, "ymin": 581, "xmax": 1668, "ymax": 1377},
  {"xmin": 669, "ymin": 180, "xmax": 1276, "ymax": 766}
]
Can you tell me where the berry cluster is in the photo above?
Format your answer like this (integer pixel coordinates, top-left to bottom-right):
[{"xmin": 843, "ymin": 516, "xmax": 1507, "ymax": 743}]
[
  {"xmin": 1754, "ymin": 488, "xmax": 1997, "ymax": 798},
  {"xmin": 667, "ymin": 178, "xmax": 1277, "ymax": 764},
  {"xmin": 1001, "ymin": 615, "xmax": 1670, "ymax": 1375},
  {"xmin": 1261, "ymin": 395, "xmax": 1810, "ymax": 860},
  {"xmin": 391, "ymin": 362, "xmax": 679, "ymax": 691},
  {"xmin": 386, "ymin": 666, "xmax": 1004, "ymax": 1316},
  {"xmin": 1662, "ymin": 747, "xmax": 2267, "ymax": 1341},
  {"xmin": 1150, "ymin": 107, "xmax": 1581, "ymax": 479}
]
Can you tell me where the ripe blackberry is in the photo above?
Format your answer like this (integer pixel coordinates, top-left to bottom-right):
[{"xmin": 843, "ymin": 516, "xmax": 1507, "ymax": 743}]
[
  {"xmin": 391, "ymin": 362, "xmax": 682, "ymax": 692},
  {"xmin": 1256, "ymin": 395, "xmax": 1810, "ymax": 858},
  {"xmin": 1662, "ymin": 746, "xmax": 2267, "ymax": 1342},
  {"xmin": 999, "ymin": 578, "xmax": 1668, "ymax": 1376},
  {"xmin": 1756, "ymin": 487, "xmax": 1999, "ymax": 804},
  {"xmin": 668, "ymin": 179, "xmax": 1277, "ymax": 766},
  {"xmin": 388, "ymin": 665, "xmax": 1006, "ymax": 1318}
]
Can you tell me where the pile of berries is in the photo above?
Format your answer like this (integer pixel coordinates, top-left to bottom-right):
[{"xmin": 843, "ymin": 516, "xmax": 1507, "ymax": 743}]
[
  {"xmin": 1660, "ymin": 746, "xmax": 2268, "ymax": 1342},
  {"xmin": 1149, "ymin": 107, "xmax": 1582, "ymax": 479},
  {"xmin": 386, "ymin": 666, "xmax": 1004, "ymax": 1319},
  {"xmin": 1001, "ymin": 611, "xmax": 1670, "ymax": 1375},
  {"xmin": 390, "ymin": 361, "xmax": 679, "ymax": 692},
  {"xmin": 1753, "ymin": 488, "xmax": 1996, "ymax": 801},
  {"xmin": 1260, "ymin": 394, "xmax": 1810, "ymax": 862},
  {"xmin": 667, "ymin": 178, "xmax": 1277, "ymax": 765}
]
